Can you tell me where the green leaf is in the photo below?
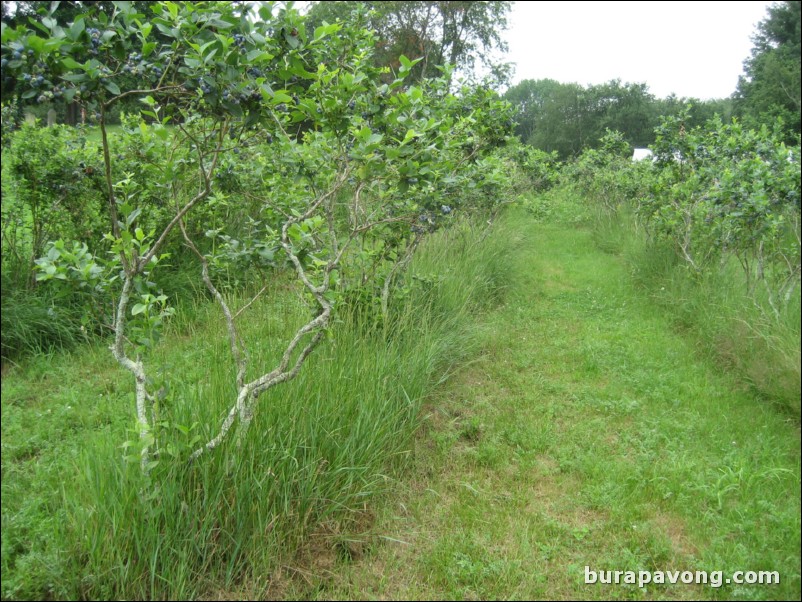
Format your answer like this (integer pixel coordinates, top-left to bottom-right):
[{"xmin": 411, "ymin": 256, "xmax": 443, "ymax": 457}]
[
  {"xmin": 401, "ymin": 129, "xmax": 418, "ymax": 145},
  {"xmin": 61, "ymin": 57, "xmax": 82, "ymax": 69},
  {"xmin": 103, "ymin": 80, "xmax": 121, "ymax": 95},
  {"xmin": 203, "ymin": 48, "xmax": 218, "ymax": 64},
  {"xmin": 67, "ymin": 17, "xmax": 85, "ymax": 42},
  {"xmin": 208, "ymin": 18, "xmax": 234, "ymax": 29},
  {"xmin": 62, "ymin": 73, "xmax": 88, "ymax": 82},
  {"xmin": 313, "ymin": 23, "xmax": 340, "ymax": 41},
  {"xmin": 244, "ymin": 111, "xmax": 260, "ymax": 129},
  {"xmin": 356, "ymin": 126, "xmax": 372, "ymax": 142},
  {"xmin": 26, "ymin": 34, "xmax": 46, "ymax": 53},
  {"xmin": 284, "ymin": 31, "xmax": 301, "ymax": 49},
  {"xmin": 246, "ymin": 49, "xmax": 272, "ymax": 62},
  {"xmin": 259, "ymin": 83, "xmax": 274, "ymax": 99},
  {"xmin": 161, "ymin": 0, "xmax": 177, "ymax": 18},
  {"xmin": 131, "ymin": 303, "xmax": 147, "ymax": 316},
  {"xmin": 125, "ymin": 207, "xmax": 142, "ymax": 227},
  {"xmin": 155, "ymin": 22, "xmax": 177, "ymax": 38},
  {"xmin": 251, "ymin": 31, "xmax": 265, "ymax": 46},
  {"xmin": 272, "ymin": 91, "xmax": 293, "ymax": 105}
]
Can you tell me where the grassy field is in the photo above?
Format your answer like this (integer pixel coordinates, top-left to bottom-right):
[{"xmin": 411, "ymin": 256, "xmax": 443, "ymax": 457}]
[
  {"xmin": 2, "ymin": 203, "xmax": 799, "ymax": 600},
  {"xmin": 281, "ymin": 205, "xmax": 801, "ymax": 601}
]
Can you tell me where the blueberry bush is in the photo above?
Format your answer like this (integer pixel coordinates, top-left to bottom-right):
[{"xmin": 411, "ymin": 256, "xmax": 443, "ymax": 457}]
[{"xmin": 1, "ymin": 1, "xmax": 514, "ymax": 469}]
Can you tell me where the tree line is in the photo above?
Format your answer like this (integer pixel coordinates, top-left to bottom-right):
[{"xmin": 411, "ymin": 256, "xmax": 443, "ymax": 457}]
[
  {"xmin": 504, "ymin": 78, "xmax": 732, "ymax": 159},
  {"xmin": 505, "ymin": 1, "xmax": 801, "ymax": 158}
]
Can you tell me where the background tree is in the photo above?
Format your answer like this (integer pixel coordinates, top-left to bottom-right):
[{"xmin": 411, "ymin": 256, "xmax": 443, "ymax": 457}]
[
  {"xmin": 654, "ymin": 94, "xmax": 733, "ymax": 128},
  {"xmin": 503, "ymin": 78, "xmax": 562, "ymax": 146},
  {"xmin": 505, "ymin": 79, "xmax": 653, "ymax": 158},
  {"xmin": 734, "ymin": 0, "xmax": 801, "ymax": 143},
  {"xmin": 592, "ymin": 80, "xmax": 655, "ymax": 148},
  {"xmin": 306, "ymin": 1, "xmax": 511, "ymax": 83},
  {"xmin": 506, "ymin": 78, "xmax": 734, "ymax": 158}
]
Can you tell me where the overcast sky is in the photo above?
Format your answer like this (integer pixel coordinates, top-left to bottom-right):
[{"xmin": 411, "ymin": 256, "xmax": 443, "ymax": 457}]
[{"xmin": 503, "ymin": 1, "xmax": 774, "ymax": 99}]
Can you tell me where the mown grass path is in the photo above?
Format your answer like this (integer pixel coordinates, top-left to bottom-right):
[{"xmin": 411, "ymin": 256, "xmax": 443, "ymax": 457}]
[{"xmin": 287, "ymin": 216, "xmax": 801, "ymax": 601}]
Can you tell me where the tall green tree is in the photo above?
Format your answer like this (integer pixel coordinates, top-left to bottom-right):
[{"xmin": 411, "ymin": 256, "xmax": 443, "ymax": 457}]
[
  {"xmin": 654, "ymin": 94, "xmax": 733, "ymax": 128},
  {"xmin": 734, "ymin": 0, "xmax": 801, "ymax": 142},
  {"xmin": 306, "ymin": 1, "xmax": 511, "ymax": 83},
  {"xmin": 503, "ymin": 78, "xmax": 562, "ymax": 144},
  {"xmin": 592, "ymin": 80, "xmax": 655, "ymax": 148},
  {"xmin": 506, "ymin": 78, "xmax": 735, "ymax": 158},
  {"xmin": 505, "ymin": 79, "xmax": 658, "ymax": 158}
]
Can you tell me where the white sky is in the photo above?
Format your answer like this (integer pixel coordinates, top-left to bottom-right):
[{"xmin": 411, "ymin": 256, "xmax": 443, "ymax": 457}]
[{"xmin": 503, "ymin": 1, "xmax": 774, "ymax": 99}]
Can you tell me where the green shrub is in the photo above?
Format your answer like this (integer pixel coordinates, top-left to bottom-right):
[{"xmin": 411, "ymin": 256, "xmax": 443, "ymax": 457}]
[
  {"xmin": 564, "ymin": 121, "xmax": 801, "ymax": 415},
  {"xmin": 1, "ymin": 123, "xmax": 106, "ymax": 284}
]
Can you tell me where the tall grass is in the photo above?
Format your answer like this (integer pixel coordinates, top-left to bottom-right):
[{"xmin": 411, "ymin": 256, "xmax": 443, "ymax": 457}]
[
  {"xmin": 1, "ymin": 213, "xmax": 520, "ymax": 600},
  {"xmin": 0, "ymin": 284, "xmax": 87, "ymax": 359},
  {"xmin": 589, "ymin": 206, "xmax": 801, "ymax": 417}
]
